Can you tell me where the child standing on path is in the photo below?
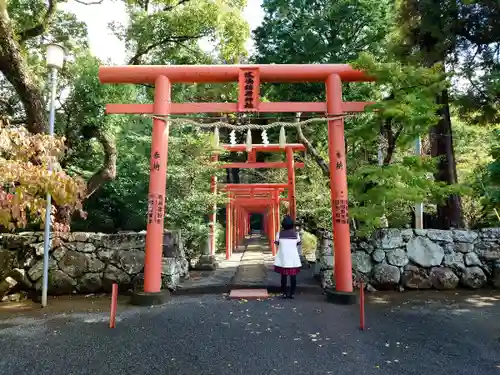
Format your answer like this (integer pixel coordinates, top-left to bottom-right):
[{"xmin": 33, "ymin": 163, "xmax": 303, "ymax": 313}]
[{"xmin": 274, "ymin": 215, "xmax": 302, "ymax": 299}]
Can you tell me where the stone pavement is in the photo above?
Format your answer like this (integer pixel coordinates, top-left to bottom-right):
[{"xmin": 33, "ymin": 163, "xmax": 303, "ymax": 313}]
[
  {"xmin": 231, "ymin": 235, "xmax": 269, "ymax": 289},
  {"xmin": 175, "ymin": 235, "xmax": 322, "ymax": 295},
  {"xmin": 0, "ymin": 291, "xmax": 499, "ymax": 375}
]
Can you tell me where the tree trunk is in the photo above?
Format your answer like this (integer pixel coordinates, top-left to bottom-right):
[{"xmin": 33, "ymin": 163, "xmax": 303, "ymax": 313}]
[
  {"xmin": 430, "ymin": 89, "xmax": 463, "ymax": 228},
  {"xmin": 54, "ymin": 127, "xmax": 118, "ymax": 226},
  {"xmin": 0, "ymin": 0, "xmax": 47, "ymax": 134}
]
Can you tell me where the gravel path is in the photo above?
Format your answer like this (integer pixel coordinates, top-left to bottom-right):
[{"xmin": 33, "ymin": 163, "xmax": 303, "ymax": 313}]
[{"xmin": 0, "ymin": 293, "xmax": 499, "ymax": 375}]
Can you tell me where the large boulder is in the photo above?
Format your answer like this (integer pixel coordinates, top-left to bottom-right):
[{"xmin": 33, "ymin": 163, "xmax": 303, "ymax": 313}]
[
  {"xmin": 372, "ymin": 264, "xmax": 400, "ymax": 289},
  {"xmin": 452, "ymin": 230, "xmax": 478, "ymax": 243},
  {"xmin": 454, "ymin": 242, "xmax": 474, "ymax": 253},
  {"xmin": 77, "ymin": 273, "xmax": 103, "ymax": 293},
  {"xmin": 426, "ymin": 229, "xmax": 453, "ymax": 243},
  {"xmin": 114, "ymin": 249, "xmax": 145, "ymax": 275},
  {"xmin": 475, "ymin": 242, "xmax": 500, "ymax": 261},
  {"xmin": 406, "ymin": 237, "xmax": 444, "ymax": 267},
  {"xmin": 27, "ymin": 258, "xmax": 57, "ymax": 282},
  {"xmin": 102, "ymin": 265, "xmax": 131, "ymax": 291},
  {"xmin": 102, "ymin": 233, "xmax": 145, "ymax": 250},
  {"xmin": 430, "ymin": 267, "xmax": 459, "ymax": 290},
  {"xmin": 372, "ymin": 249, "xmax": 385, "ymax": 263},
  {"xmin": 66, "ymin": 242, "xmax": 96, "ymax": 253},
  {"xmin": 460, "ymin": 266, "xmax": 487, "ymax": 289},
  {"xmin": 386, "ymin": 248, "xmax": 409, "ymax": 267},
  {"xmin": 464, "ymin": 252, "xmax": 482, "ymax": 267},
  {"xmin": 402, "ymin": 265, "xmax": 432, "ymax": 289},
  {"xmin": 373, "ymin": 229, "xmax": 404, "ymax": 249},
  {"xmin": 35, "ymin": 270, "xmax": 76, "ymax": 295},
  {"xmin": 58, "ymin": 250, "xmax": 89, "ymax": 278},
  {"xmin": 351, "ymin": 251, "xmax": 372, "ymax": 274},
  {"xmin": 443, "ymin": 253, "xmax": 466, "ymax": 273}
]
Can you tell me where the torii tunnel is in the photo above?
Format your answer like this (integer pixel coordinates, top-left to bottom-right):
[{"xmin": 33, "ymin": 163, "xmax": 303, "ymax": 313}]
[
  {"xmin": 99, "ymin": 63, "xmax": 374, "ymax": 301},
  {"xmin": 222, "ymin": 183, "xmax": 288, "ymax": 259},
  {"xmin": 213, "ymin": 143, "xmax": 305, "ymax": 260}
]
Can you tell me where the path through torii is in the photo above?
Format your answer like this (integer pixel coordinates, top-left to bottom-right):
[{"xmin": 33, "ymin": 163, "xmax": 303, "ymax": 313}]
[{"xmin": 99, "ymin": 64, "xmax": 374, "ymax": 303}]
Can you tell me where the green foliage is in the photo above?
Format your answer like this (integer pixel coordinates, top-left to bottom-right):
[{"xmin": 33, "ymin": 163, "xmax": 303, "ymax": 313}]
[
  {"xmin": 300, "ymin": 231, "xmax": 317, "ymax": 258},
  {"xmin": 349, "ymin": 157, "xmax": 468, "ymax": 235},
  {"xmin": 117, "ymin": 0, "xmax": 249, "ymax": 64},
  {"xmin": 351, "ymin": 53, "xmax": 446, "ymax": 145}
]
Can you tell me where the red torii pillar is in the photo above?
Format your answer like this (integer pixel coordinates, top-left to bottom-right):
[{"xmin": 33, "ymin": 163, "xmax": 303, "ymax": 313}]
[
  {"xmin": 209, "ymin": 154, "xmax": 218, "ymax": 256},
  {"xmin": 326, "ymin": 74, "xmax": 353, "ymax": 296},
  {"xmin": 286, "ymin": 146, "xmax": 297, "ymax": 220},
  {"xmin": 99, "ymin": 63, "xmax": 374, "ymax": 305}
]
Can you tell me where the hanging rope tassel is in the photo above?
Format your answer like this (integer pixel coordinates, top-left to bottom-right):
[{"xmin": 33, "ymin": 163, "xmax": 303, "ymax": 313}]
[
  {"xmin": 213, "ymin": 126, "xmax": 220, "ymax": 147},
  {"xmin": 261, "ymin": 129, "xmax": 269, "ymax": 145},
  {"xmin": 229, "ymin": 129, "xmax": 236, "ymax": 145},
  {"xmin": 246, "ymin": 129, "xmax": 252, "ymax": 152},
  {"xmin": 279, "ymin": 126, "xmax": 286, "ymax": 148}
]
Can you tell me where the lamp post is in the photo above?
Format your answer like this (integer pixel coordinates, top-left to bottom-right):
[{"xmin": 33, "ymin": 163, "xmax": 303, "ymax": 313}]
[{"xmin": 41, "ymin": 43, "xmax": 65, "ymax": 308}]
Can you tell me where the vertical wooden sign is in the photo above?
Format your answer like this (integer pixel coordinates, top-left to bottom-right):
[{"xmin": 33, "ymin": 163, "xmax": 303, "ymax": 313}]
[{"xmin": 238, "ymin": 68, "xmax": 260, "ymax": 112}]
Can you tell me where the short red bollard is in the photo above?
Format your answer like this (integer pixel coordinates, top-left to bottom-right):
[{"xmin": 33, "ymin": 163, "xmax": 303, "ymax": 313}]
[
  {"xmin": 109, "ymin": 283, "xmax": 118, "ymax": 328},
  {"xmin": 359, "ymin": 281, "xmax": 365, "ymax": 331}
]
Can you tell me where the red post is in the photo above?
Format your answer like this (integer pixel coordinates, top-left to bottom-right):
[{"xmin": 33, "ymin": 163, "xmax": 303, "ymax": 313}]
[
  {"xmin": 286, "ymin": 146, "xmax": 297, "ymax": 220},
  {"xmin": 226, "ymin": 193, "xmax": 232, "ymax": 260},
  {"xmin": 143, "ymin": 75, "xmax": 171, "ymax": 293},
  {"xmin": 248, "ymin": 149, "xmax": 257, "ymax": 162},
  {"xmin": 326, "ymin": 74, "xmax": 353, "ymax": 293},
  {"xmin": 236, "ymin": 208, "xmax": 240, "ymax": 244},
  {"xmin": 109, "ymin": 283, "xmax": 118, "ymax": 328},
  {"xmin": 232, "ymin": 204, "xmax": 237, "ymax": 250},
  {"xmin": 273, "ymin": 190, "xmax": 280, "ymax": 248},
  {"xmin": 360, "ymin": 281, "xmax": 365, "ymax": 330},
  {"xmin": 270, "ymin": 204, "xmax": 277, "ymax": 256},
  {"xmin": 209, "ymin": 154, "xmax": 218, "ymax": 255}
]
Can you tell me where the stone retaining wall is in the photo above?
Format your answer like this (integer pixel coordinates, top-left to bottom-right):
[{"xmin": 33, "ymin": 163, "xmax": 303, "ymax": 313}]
[
  {"xmin": 0, "ymin": 231, "xmax": 188, "ymax": 298},
  {"xmin": 315, "ymin": 228, "xmax": 500, "ymax": 291}
]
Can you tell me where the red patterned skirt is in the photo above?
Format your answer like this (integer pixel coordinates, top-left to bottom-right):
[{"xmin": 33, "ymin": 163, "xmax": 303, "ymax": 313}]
[{"xmin": 274, "ymin": 266, "xmax": 301, "ymax": 276}]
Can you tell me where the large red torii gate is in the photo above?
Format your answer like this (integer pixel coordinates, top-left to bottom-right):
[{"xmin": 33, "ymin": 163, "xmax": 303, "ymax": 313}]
[{"xmin": 99, "ymin": 63, "xmax": 374, "ymax": 304}]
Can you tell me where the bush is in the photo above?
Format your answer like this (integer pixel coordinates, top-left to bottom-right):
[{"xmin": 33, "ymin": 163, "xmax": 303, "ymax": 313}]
[{"xmin": 301, "ymin": 231, "xmax": 317, "ymax": 257}]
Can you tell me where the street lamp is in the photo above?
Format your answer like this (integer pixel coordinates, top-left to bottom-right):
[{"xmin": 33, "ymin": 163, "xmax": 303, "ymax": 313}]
[{"xmin": 41, "ymin": 43, "xmax": 65, "ymax": 308}]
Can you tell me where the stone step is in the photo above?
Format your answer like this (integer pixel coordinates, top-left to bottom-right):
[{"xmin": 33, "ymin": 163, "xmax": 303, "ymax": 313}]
[{"xmin": 229, "ymin": 289, "xmax": 269, "ymax": 299}]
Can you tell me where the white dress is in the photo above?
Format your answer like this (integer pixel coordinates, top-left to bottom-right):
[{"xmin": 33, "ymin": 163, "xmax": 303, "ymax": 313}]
[{"xmin": 274, "ymin": 232, "xmax": 302, "ymax": 268}]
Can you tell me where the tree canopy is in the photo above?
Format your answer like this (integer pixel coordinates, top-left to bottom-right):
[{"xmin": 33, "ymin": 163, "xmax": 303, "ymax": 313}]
[{"xmin": 0, "ymin": 0, "xmax": 500, "ymax": 257}]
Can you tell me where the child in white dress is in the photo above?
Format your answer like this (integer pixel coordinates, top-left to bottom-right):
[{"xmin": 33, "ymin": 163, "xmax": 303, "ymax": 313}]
[{"xmin": 274, "ymin": 215, "xmax": 302, "ymax": 298}]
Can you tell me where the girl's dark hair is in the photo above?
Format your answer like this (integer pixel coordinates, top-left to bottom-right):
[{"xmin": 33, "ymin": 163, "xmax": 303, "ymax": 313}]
[{"xmin": 281, "ymin": 215, "xmax": 295, "ymax": 230}]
